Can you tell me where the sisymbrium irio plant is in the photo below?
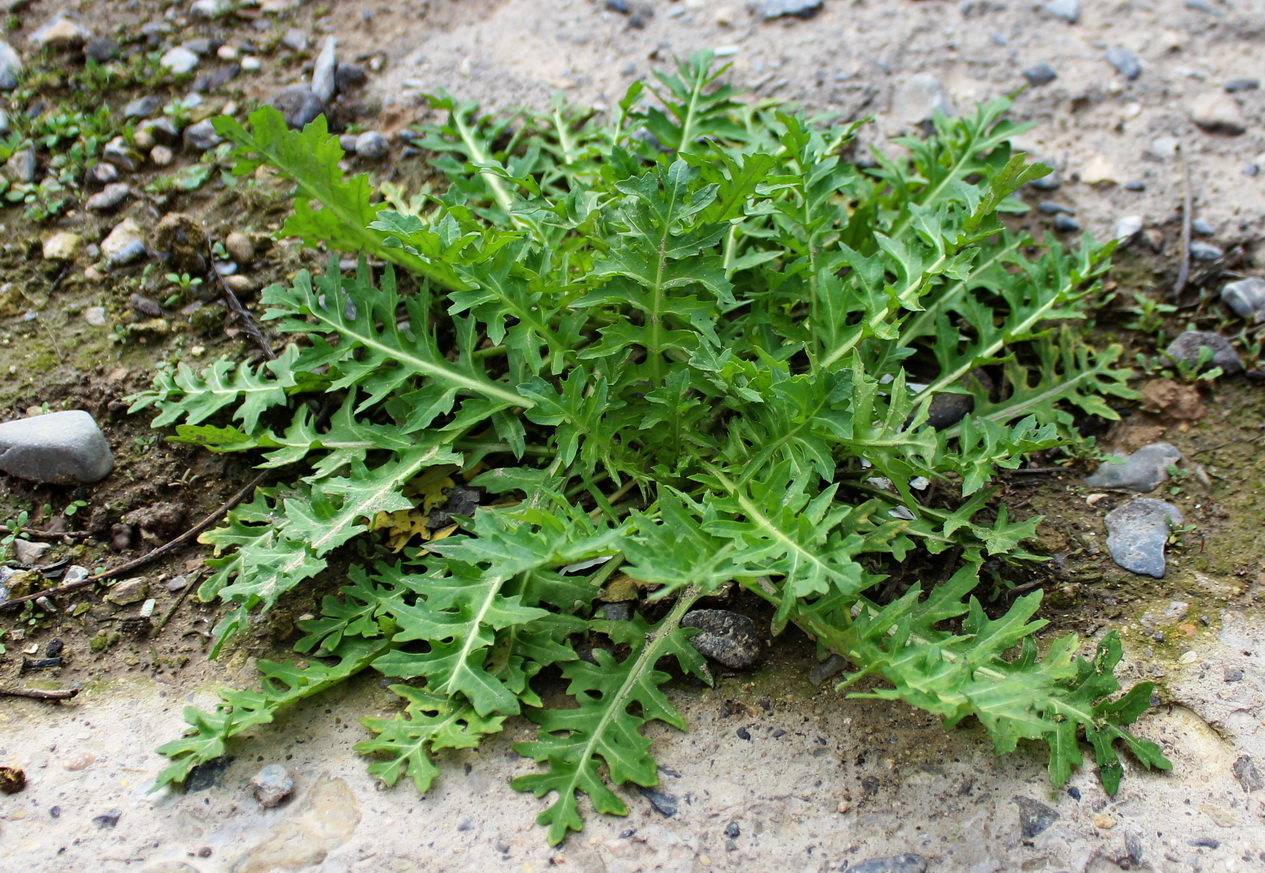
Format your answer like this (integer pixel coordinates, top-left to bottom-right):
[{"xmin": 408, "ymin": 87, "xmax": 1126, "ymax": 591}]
[{"xmin": 132, "ymin": 54, "xmax": 1168, "ymax": 844}]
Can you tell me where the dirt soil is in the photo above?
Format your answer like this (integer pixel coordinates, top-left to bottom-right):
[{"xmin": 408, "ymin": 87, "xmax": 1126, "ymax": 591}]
[{"xmin": 2, "ymin": 1, "xmax": 1265, "ymax": 871}]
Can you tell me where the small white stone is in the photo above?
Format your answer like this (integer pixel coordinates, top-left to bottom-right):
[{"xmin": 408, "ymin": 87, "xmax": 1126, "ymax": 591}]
[
  {"xmin": 1114, "ymin": 215, "xmax": 1144, "ymax": 243},
  {"xmin": 160, "ymin": 46, "xmax": 200, "ymax": 75},
  {"xmin": 42, "ymin": 231, "xmax": 82, "ymax": 261}
]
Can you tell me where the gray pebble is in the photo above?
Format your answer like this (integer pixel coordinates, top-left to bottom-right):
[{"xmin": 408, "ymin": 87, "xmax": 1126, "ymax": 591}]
[
  {"xmin": 160, "ymin": 46, "xmax": 200, "ymax": 75},
  {"xmin": 1124, "ymin": 180, "xmax": 1146, "ymax": 191},
  {"xmin": 1053, "ymin": 213, "xmax": 1080, "ymax": 232},
  {"xmin": 0, "ymin": 40, "xmax": 22, "ymax": 91},
  {"xmin": 681, "ymin": 609, "xmax": 762, "ymax": 670},
  {"xmin": 85, "ymin": 183, "xmax": 130, "ymax": 212},
  {"xmin": 191, "ymin": 0, "xmax": 232, "ymax": 18},
  {"xmin": 926, "ymin": 391, "xmax": 974, "ymax": 429},
  {"xmin": 1190, "ymin": 92, "xmax": 1247, "ymax": 135},
  {"xmin": 809, "ymin": 653, "xmax": 848, "ymax": 686},
  {"xmin": 141, "ymin": 117, "xmax": 180, "ymax": 146},
  {"xmin": 757, "ymin": 0, "xmax": 823, "ymax": 19},
  {"xmin": 129, "ymin": 294, "xmax": 162, "ymax": 317},
  {"xmin": 0, "ymin": 109, "xmax": 8, "ymax": 136},
  {"xmin": 1221, "ymin": 276, "xmax": 1265, "ymax": 319},
  {"xmin": 1106, "ymin": 48, "xmax": 1142, "ymax": 80},
  {"xmin": 335, "ymin": 63, "xmax": 367, "ymax": 93},
  {"xmin": 6, "ymin": 147, "xmax": 37, "ymax": 184},
  {"xmin": 270, "ymin": 85, "xmax": 326, "ymax": 130},
  {"xmin": 1190, "ymin": 241, "xmax": 1223, "ymax": 260},
  {"xmin": 1015, "ymin": 796, "xmax": 1059, "ymax": 838},
  {"xmin": 1225, "ymin": 77, "xmax": 1260, "ymax": 93},
  {"xmin": 281, "ymin": 28, "xmax": 309, "ymax": 52},
  {"xmin": 166, "ymin": 575, "xmax": 190, "ymax": 592},
  {"xmin": 13, "ymin": 539, "xmax": 50, "ymax": 564},
  {"xmin": 1023, "ymin": 63, "xmax": 1058, "ymax": 86},
  {"xmin": 1038, "ymin": 201, "xmax": 1073, "ymax": 215},
  {"xmin": 1165, "ymin": 331, "xmax": 1242, "ymax": 375},
  {"xmin": 0, "ymin": 411, "xmax": 114, "ymax": 485},
  {"xmin": 108, "ymin": 239, "xmax": 147, "ymax": 268},
  {"xmin": 106, "ymin": 577, "xmax": 147, "ymax": 606},
  {"xmin": 225, "ymin": 231, "xmax": 255, "ymax": 265},
  {"xmin": 1085, "ymin": 443, "xmax": 1181, "ymax": 492},
  {"xmin": 637, "ymin": 786, "xmax": 678, "ymax": 817},
  {"xmin": 1233, "ymin": 756, "xmax": 1263, "ymax": 793},
  {"xmin": 891, "ymin": 73, "xmax": 954, "ymax": 123},
  {"xmin": 183, "ymin": 120, "xmax": 223, "ymax": 151},
  {"xmin": 124, "ymin": 95, "xmax": 161, "ymax": 119},
  {"xmin": 339, "ymin": 133, "xmax": 358, "ymax": 154},
  {"xmin": 1104, "ymin": 498, "xmax": 1183, "ymax": 578},
  {"xmin": 1114, "ymin": 215, "xmax": 1144, "ymax": 243},
  {"xmin": 183, "ymin": 38, "xmax": 216, "ymax": 56},
  {"xmin": 311, "ymin": 36, "xmax": 338, "ymax": 103},
  {"xmin": 1126, "ymin": 832, "xmax": 1145, "ymax": 865},
  {"xmin": 354, "ymin": 131, "xmax": 389, "ymax": 161},
  {"xmin": 29, "ymin": 14, "xmax": 92, "ymax": 49},
  {"xmin": 251, "ymin": 764, "xmax": 294, "ymax": 808},
  {"xmin": 102, "ymin": 138, "xmax": 138, "ymax": 172},
  {"xmin": 848, "ymin": 854, "xmax": 928, "ymax": 873},
  {"xmin": 84, "ymin": 37, "xmax": 118, "ymax": 63},
  {"xmin": 1191, "ymin": 218, "xmax": 1215, "ymax": 235},
  {"xmin": 1039, "ymin": 0, "xmax": 1080, "ymax": 23}
]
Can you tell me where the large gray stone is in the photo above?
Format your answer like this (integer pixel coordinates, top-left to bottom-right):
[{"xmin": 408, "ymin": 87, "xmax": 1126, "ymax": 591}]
[
  {"xmin": 311, "ymin": 36, "xmax": 337, "ymax": 103},
  {"xmin": 0, "ymin": 410, "xmax": 114, "ymax": 484},
  {"xmin": 0, "ymin": 39, "xmax": 21, "ymax": 91},
  {"xmin": 1104, "ymin": 498, "xmax": 1183, "ymax": 579},
  {"xmin": 1086, "ymin": 443, "xmax": 1182, "ymax": 492},
  {"xmin": 1165, "ymin": 331, "xmax": 1243, "ymax": 375},
  {"xmin": 1222, "ymin": 277, "xmax": 1265, "ymax": 320}
]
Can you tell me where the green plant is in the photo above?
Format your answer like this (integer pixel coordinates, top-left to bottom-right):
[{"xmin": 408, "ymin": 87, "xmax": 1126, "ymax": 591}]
[
  {"xmin": 1123, "ymin": 290, "xmax": 1176, "ymax": 336},
  {"xmin": 132, "ymin": 54, "xmax": 1167, "ymax": 843},
  {"xmin": 165, "ymin": 272, "xmax": 204, "ymax": 294}
]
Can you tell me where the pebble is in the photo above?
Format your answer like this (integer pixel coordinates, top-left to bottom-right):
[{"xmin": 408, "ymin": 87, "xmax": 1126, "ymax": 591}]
[
  {"xmin": 0, "ymin": 40, "xmax": 21, "ymax": 91},
  {"xmin": 1023, "ymin": 63, "xmax": 1058, "ymax": 86},
  {"xmin": 1053, "ymin": 214, "xmax": 1080, "ymax": 232},
  {"xmin": 1221, "ymin": 276, "xmax": 1265, "ymax": 319},
  {"xmin": 891, "ymin": 74, "xmax": 954, "ymax": 123},
  {"xmin": 160, "ymin": 46, "xmax": 200, "ymax": 75},
  {"xmin": 681, "ymin": 610, "xmax": 762, "ymax": 669},
  {"xmin": 848, "ymin": 854, "xmax": 928, "ymax": 873},
  {"xmin": 92, "ymin": 809, "xmax": 122, "ymax": 829},
  {"xmin": 1224, "ymin": 77, "xmax": 1260, "ymax": 93},
  {"xmin": 311, "ymin": 36, "xmax": 338, "ymax": 103},
  {"xmin": 809, "ymin": 653, "xmax": 848, "ymax": 686},
  {"xmin": 102, "ymin": 137, "xmax": 138, "ymax": 172},
  {"xmin": 1038, "ymin": 201, "xmax": 1073, "ymax": 215},
  {"xmin": 5, "ymin": 147, "xmax": 36, "ymax": 183},
  {"xmin": 335, "ymin": 63, "xmax": 367, "ymax": 93},
  {"xmin": 85, "ymin": 183, "xmax": 130, "ymax": 212},
  {"xmin": 84, "ymin": 306, "xmax": 107, "ymax": 326},
  {"xmin": 150, "ymin": 145, "xmax": 174, "ymax": 166},
  {"xmin": 1106, "ymin": 48, "xmax": 1142, "ymax": 80},
  {"xmin": 1085, "ymin": 442, "xmax": 1181, "ymax": 492},
  {"xmin": 183, "ymin": 120, "xmax": 223, "ymax": 151},
  {"xmin": 233, "ymin": 778, "xmax": 359, "ymax": 873},
  {"xmin": 0, "ymin": 109, "xmax": 8, "ymax": 136},
  {"xmin": 29, "ymin": 14, "xmax": 92, "ymax": 49},
  {"xmin": 1079, "ymin": 155, "xmax": 1117, "ymax": 185},
  {"xmin": 105, "ymin": 577, "xmax": 148, "ymax": 606},
  {"xmin": 166, "ymin": 575, "xmax": 189, "ymax": 592},
  {"xmin": 1190, "ymin": 93, "xmax": 1247, "ymax": 135},
  {"xmin": 1232, "ymin": 756, "xmax": 1263, "ymax": 793},
  {"xmin": 1040, "ymin": 0, "xmax": 1079, "ymax": 23},
  {"xmin": 0, "ymin": 411, "xmax": 114, "ymax": 484},
  {"xmin": 13, "ymin": 539, "xmax": 50, "ymax": 564},
  {"xmin": 339, "ymin": 133, "xmax": 358, "ymax": 154},
  {"xmin": 1165, "ymin": 331, "xmax": 1243, "ymax": 374},
  {"xmin": 355, "ymin": 131, "xmax": 389, "ymax": 161},
  {"xmin": 191, "ymin": 0, "xmax": 232, "ymax": 19},
  {"xmin": 42, "ymin": 231, "xmax": 81, "ymax": 261},
  {"xmin": 183, "ymin": 38, "xmax": 216, "ymax": 56},
  {"xmin": 638, "ymin": 787, "xmax": 679, "ymax": 817},
  {"xmin": 102, "ymin": 218, "xmax": 146, "ymax": 265},
  {"xmin": 241, "ymin": 56, "xmax": 262, "ymax": 72},
  {"xmin": 130, "ymin": 294, "xmax": 162, "ymax": 317},
  {"xmin": 1190, "ymin": 241, "xmax": 1223, "ymax": 260},
  {"xmin": 757, "ymin": 0, "xmax": 823, "ymax": 19},
  {"xmin": 225, "ymin": 231, "xmax": 255, "ymax": 265},
  {"xmin": 1015, "ymin": 796, "xmax": 1059, "ymax": 838},
  {"xmin": 1114, "ymin": 215, "xmax": 1144, "ymax": 243},
  {"xmin": 84, "ymin": 37, "xmax": 118, "ymax": 63},
  {"xmin": 281, "ymin": 28, "xmax": 310, "ymax": 52},
  {"xmin": 1104, "ymin": 498, "xmax": 1183, "ymax": 578},
  {"xmin": 124, "ymin": 96, "xmax": 162, "ymax": 119},
  {"xmin": 270, "ymin": 85, "xmax": 326, "ymax": 130},
  {"xmin": 252, "ymin": 764, "xmax": 295, "ymax": 808}
]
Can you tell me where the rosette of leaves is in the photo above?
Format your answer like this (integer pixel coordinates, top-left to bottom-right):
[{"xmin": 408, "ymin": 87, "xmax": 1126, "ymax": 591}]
[{"xmin": 132, "ymin": 53, "xmax": 1168, "ymax": 844}]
